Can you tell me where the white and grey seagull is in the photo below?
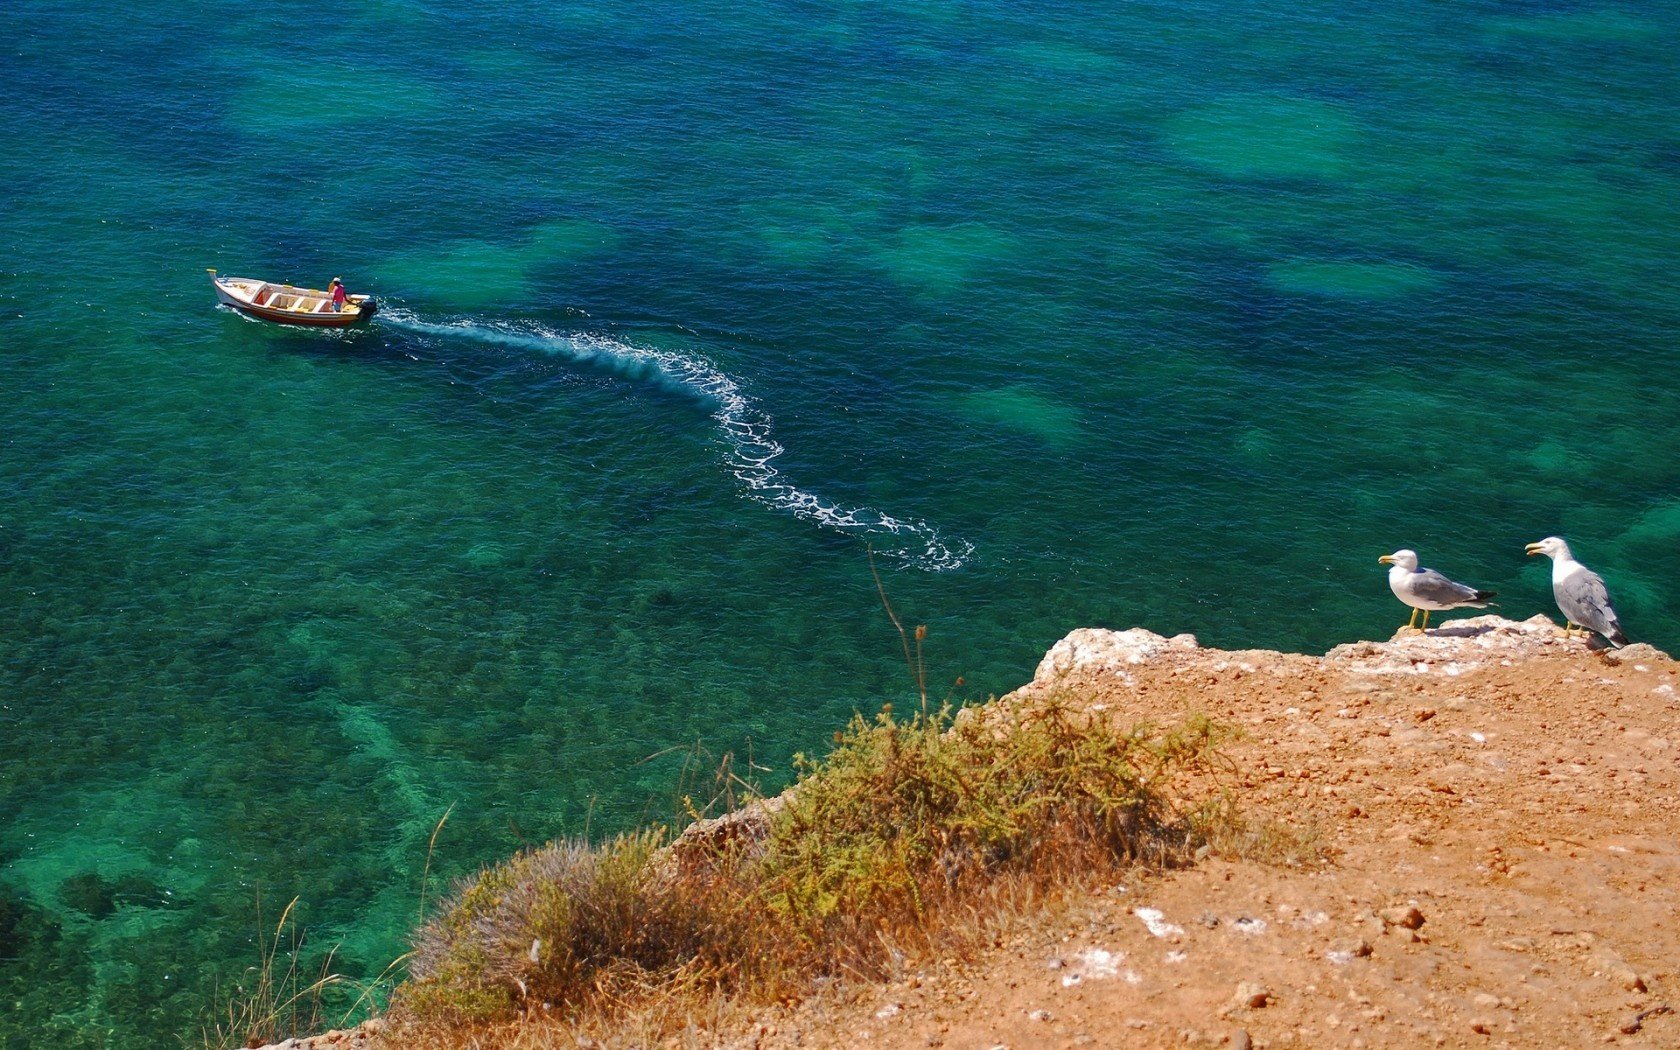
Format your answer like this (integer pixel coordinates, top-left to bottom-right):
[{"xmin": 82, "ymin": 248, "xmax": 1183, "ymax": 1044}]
[
  {"xmin": 1525, "ymin": 536, "xmax": 1628, "ymax": 648},
  {"xmin": 1377, "ymin": 549, "xmax": 1497, "ymax": 633}
]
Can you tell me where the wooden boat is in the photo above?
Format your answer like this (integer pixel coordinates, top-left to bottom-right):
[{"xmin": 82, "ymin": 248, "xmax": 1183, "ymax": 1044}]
[{"xmin": 208, "ymin": 269, "xmax": 377, "ymax": 328}]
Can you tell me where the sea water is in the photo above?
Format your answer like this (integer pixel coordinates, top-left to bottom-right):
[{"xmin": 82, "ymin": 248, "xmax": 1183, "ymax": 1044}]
[{"xmin": 4, "ymin": 1, "xmax": 1679, "ymax": 1043}]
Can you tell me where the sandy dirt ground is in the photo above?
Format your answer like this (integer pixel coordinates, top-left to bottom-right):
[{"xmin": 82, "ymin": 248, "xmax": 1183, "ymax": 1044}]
[
  {"xmin": 720, "ymin": 616, "xmax": 1680, "ymax": 1050},
  {"xmin": 272, "ymin": 616, "xmax": 1679, "ymax": 1050}
]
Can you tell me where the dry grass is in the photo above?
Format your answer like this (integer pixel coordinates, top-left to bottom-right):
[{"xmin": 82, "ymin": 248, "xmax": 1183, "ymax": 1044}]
[
  {"xmin": 202, "ymin": 893, "xmax": 408, "ymax": 1050},
  {"xmin": 201, "ymin": 896, "xmax": 342, "ymax": 1050},
  {"xmin": 379, "ymin": 695, "xmax": 1238, "ymax": 1047}
]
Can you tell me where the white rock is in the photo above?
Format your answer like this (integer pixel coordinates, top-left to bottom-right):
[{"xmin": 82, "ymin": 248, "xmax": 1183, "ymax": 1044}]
[
  {"xmin": 1135, "ymin": 907, "xmax": 1185, "ymax": 939},
  {"xmin": 1032, "ymin": 628, "xmax": 1199, "ymax": 686},
  {"xmin": 1379, "ymin": 904, "xmax": 1425, "ymax": 930},
  {"xmin": 1230, "ymin": 982, "xmax": 1271, "ymax": 1009},
  {"xmin": 1076, "ymin": 948, "xmax": 1121, "ymax": 978}
]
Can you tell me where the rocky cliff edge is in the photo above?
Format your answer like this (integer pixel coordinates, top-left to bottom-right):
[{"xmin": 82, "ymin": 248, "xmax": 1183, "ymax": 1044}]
[{"xmin": 265, "ymin": 616, "xmax": 1680, "ymax": 1049}]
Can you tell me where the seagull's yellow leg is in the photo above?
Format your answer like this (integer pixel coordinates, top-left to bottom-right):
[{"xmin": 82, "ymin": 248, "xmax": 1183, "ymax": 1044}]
[
  {"xmin": 1406, "ymin": 608, "xmax": 1419, "ymax": 631},
  {"xmin": 1420, "ymin": 611, "xmax": 1432, "ymax": 632}
]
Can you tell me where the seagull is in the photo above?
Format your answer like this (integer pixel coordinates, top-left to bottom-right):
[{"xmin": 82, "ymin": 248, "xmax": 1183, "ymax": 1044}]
[
  {"xmin": 1525, "ymin": 536, "xmax": 1627, "ymax": 648},
  {"xmin": 1377, "ymin": 549, "xmax": 1497, "ymax": 632}
]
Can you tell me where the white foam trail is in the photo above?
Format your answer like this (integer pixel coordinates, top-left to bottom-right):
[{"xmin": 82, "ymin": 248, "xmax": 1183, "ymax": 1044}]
[{"xmin": 379, "ymin": 308, "xmax": 972, "ymax": 571}]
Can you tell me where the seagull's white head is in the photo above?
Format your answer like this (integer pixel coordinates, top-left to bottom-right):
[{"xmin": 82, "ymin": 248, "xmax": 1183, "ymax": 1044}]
[
  {"xmin": 1378, "ymin": 549, "xmax": 1419, "ymax": 570},
  {"xmin": 1525, "ymin": 536, "xmax": 1572, "ymax": 561}
]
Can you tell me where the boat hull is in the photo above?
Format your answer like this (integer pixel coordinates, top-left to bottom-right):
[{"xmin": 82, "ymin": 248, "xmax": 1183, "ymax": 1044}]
[{"xmin": 222, "ymin": 298, "xmax": 374, "ymax": 328}]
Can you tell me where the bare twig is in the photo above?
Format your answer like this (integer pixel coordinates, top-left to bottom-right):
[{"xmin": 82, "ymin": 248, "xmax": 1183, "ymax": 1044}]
[{"xmin": 868, "ymin": 544, "xmax": 925, "ymax": 709}]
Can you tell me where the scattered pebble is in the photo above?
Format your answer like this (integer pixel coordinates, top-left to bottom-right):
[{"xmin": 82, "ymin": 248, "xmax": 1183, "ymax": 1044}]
[
  {"xmin": 1332, "ymin": 937, "xmax": 1373, "ymax": 960},
  {"xmin": 1229, "ymin": 982, "xmax": 1271, "ymax": 1010},
  {"xmin": 1327, "ymin": 937, "xmax": 1378, "ymax": 966},
  {"xmin": 1232, "ymin": 917, "xmax": 1268, "ymax": 935}
]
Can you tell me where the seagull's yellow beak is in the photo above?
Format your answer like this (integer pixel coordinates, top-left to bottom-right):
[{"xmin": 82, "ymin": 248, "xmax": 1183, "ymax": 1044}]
[
  {"xmin": 1524, "ymin": 542, "xmax": 1542, "ymax": 557},
  {"xmin": 1377, "ymin": 554, "xmax": 1394, "ymax": 565}
]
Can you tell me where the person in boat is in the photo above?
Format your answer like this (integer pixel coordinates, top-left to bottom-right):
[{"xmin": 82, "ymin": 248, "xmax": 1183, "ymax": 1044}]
[{"xmin": 329, "ymin": 277, "xmax": 348, "ymax": 313}]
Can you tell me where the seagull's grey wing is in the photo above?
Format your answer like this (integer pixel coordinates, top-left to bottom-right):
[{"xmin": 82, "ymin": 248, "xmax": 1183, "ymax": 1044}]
[
  {"xmin": 1410, "ymin": 568, "xmax": 1488, "ymax": 607},
  {"xmin": 1556, "ymin": 569, "xmax": 1621, "ymax": 636}
]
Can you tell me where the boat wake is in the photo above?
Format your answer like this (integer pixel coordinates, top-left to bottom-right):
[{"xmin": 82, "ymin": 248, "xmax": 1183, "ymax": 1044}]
[{"xmin": 379, "ymin": 308, "xmax": 972, "ymax": 571}]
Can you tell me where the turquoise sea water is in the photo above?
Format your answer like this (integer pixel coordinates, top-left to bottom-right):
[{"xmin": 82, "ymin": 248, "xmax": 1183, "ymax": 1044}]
[{"xmin": 5, "ymin": 1, "xmax": 1680, "ymax": 1042}]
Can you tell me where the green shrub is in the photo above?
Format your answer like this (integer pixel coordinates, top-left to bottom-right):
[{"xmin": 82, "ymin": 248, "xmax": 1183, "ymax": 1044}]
[
  {"xmin": 393, "ymin": 696, "xmax": 1231, "ymax": 1039},
  {"xmin": 756, "ymin": 699, "xmax": 1226, "ymax": 964}
]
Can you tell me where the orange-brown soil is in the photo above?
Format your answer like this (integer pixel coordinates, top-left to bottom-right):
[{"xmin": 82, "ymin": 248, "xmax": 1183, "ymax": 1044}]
[
  {"xmin": 274, "ymin": 616, "xmax": 1680, "ymax": 1050},
  {"xmin": 722, "ymin": 617, "xmax": 1680, "ymax": 1050}
]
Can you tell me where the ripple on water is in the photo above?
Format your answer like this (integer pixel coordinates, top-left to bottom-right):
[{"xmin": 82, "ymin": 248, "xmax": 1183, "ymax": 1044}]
[
  {"xmin": 1609, "ymin": 506, "xmax": 1680, "ymax": 596},
  {"xmin": 1520, "ymin": 439, "xmax": 1595, "ymax": 481},
  {"xmin": 229, "ymin": 62, "xmax": 447, "ymax": 137},
  {"xmin": 958, "ymin": 386, "xmax": 1083, "ymax": 449},
  {"xmin": 733, "ymin": 200, "xmax": 871, "ymax": 266},
  {"xmin": 1232, "ymin": 426, "xmax": 1283, "ymax": 466},
  {"xmin": 997, "ymin": 40, "xmax": 1125, "ymax": 76},
  {"xmin": 1268, "ymin": 260, "xmax": 1441, "ymax": 301},
  {"xmin": 368, "ymin": 220, "xmax": 621, "ymax": 311},
  {"xmin": 7, "ymin": 789, "xmax": 210, "ymax": 928},
  {"xmin": 1164, "ymin": 95, "xmax": 1359, "ymax": 181},
  {"xmin": 1482, "ymin": 9, "xmax": 1660, "ymax": 44},
  {"xmin": 878, "ymin": 222, "xmax": 1024, "ymax": 295}
]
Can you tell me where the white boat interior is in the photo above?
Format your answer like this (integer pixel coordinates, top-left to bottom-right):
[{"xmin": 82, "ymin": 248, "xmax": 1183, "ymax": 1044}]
[{"xmin": 215, "ymin": 274, "xmax": 364, "ymax": 315}]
